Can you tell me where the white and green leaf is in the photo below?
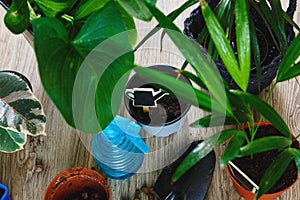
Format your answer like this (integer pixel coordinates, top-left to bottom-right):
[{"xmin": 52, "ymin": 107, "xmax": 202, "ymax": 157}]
[{"xmin": 0, "ymin": 71, "xmax": 46, "ymax": 153}]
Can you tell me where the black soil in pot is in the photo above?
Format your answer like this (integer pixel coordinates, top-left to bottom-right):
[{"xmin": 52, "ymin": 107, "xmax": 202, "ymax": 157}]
[
  {"xmin": 0, "ymin": 188, "xmax": 4, "ymax": 197},
  {"xmin": 230, "ymin": 125, "xmax": 298, "ymax": 193},
  {"xmin": 68, "ymin": 188, "xmax": 106, "ymax": 200},
  {"xmin": 184, "ymin": 0, "xmax": 296, "ymax": 94},
  {"xmin": 124, "ymin": 65, "xmax": 191, "ymax": 127}
]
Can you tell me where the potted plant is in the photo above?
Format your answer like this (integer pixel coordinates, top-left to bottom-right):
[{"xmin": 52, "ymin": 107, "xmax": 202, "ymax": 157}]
[
  {"xmin": 0, "ymin": 70, "xmax": 46, "ymax": 153},
  {"xmin": 135, "ymin": 0, "xmax": 300, "ymax": 199},
  {"xmin": 183, "ymin": 0, "xmax": 297, "ymax": 94},
  {"xmin": 0, "ymin": 183, "xmax": 9, "ymax": 200},
  {"xmin": 124, "ymin": 65, "xmax": 192, "ymax": 137},
  {"xmin": 44, "ymin": 167, "xmax": 111, "ymax": 200}
]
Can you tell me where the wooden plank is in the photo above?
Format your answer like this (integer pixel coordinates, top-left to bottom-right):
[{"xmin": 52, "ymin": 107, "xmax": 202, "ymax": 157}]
[{"xmin": 0, "ymin": 1, "xmax": 299, "ymax": 200}]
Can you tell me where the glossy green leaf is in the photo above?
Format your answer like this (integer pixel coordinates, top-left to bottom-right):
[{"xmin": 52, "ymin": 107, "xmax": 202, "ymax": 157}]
[
  {"xmin": 0, "ymin": 72, "xmax": 46, "ymax": 153},
  {"xmin": 191, "ymin": 111, "xmax": 251, "ymax": 128},
  {"xmin": 4, "ymin": 0, "xmax": 30, "ymax": 34},
  {"xmin": 74, "ymin": 0, "xmax": 110, "ymax": 19},
  {"xmin": 134, "ymin": 66, "xmax": 222, "ymax": 113},
  {"xmin": 256, "ymin": 149, "xmax": 294, "ymax": 199},
  {"xmin": 172, "ymin": 129, "xmax": 240, "ymax": 182},
  {"xmin": 145, "ymin": 0, "xmax": 232, "ymax": 116},
  {"xmin": 34, "ymin": 2, "xmax": 133, "ymax": 133},
  {"xmin": 229, "ymin": 90, "xmax": 291, "ymax": 138},
  {"xmin": 276, "ymin": 33, "xmax": 300, "ymax": 82},
  {"xmin": 239, "ymin": 136, "xmax": 292, "ymax": 157},
  {"xmin": 283, "ymin": 12, "xmax": 300, "ymax": 33},
  {"xmin": 199, "ymin": 0, "xmax": 248, "ymax": 91},
  {"xmin": 117, "ymin": 0, "xmax": 157, "ymax": 21},
  {"xmin": 221, "ymin": 133, "xmax": 245, "ymax": 167},
  {"xmin": 117, "ymin": 4, "xmax": 137, "ymax": 46},
  {"xmin": 34, "ymin": 0, "xmax": 77, "ymax": 17},
  {"xmin": 235, "ymin": 0, "xmax": 250, "ymax": 90},
  {"xmin": 180, "ymin": 70, "xmax": 207, "ymax": 90}
]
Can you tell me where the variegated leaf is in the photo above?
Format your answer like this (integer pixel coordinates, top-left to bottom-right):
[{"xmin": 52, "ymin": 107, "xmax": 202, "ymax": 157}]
[{"xmin": 0, "ymin": 71, "xmax": 46, "ymax": 153}]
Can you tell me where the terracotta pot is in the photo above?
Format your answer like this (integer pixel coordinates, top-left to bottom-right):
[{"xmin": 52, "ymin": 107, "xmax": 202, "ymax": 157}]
[
  {"xmin": 44, "ymin": 167, "xmax": 110, "ymax": 200},
  {"xmin": 226, "ymin": 122, "xmax": 299, "ymax": 200}
]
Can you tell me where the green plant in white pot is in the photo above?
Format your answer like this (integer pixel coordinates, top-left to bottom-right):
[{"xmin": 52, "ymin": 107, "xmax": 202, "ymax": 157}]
[{"xmin": 0, "ymin": 71, "xmax": 46, "ymax": 153}]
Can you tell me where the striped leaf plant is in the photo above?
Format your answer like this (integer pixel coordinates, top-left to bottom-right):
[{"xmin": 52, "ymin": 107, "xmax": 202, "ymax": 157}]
[{"xmin": 0, "ymin": 71, "xmax": 46, "ymax": 153}]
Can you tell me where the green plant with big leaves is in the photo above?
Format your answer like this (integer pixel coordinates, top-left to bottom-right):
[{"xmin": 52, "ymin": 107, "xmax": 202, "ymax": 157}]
[{"xmin": 0, "ymin": 71, "xmax": 46, "ymax": 153}]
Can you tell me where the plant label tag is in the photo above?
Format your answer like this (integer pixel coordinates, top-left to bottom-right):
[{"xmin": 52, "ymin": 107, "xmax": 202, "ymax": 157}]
[{"xmin": 125, "ymin": 88, "xmax": 168, "ymax": 107}]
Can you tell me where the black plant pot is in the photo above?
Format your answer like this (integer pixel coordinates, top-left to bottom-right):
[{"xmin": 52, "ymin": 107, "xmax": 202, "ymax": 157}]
[
  {"xmin": 124, "ymin": 65, "xmax": 192, "ymax": 137},
  {"xmin": 184, "ymin": 0, "xmax": 296, "ymax": 94}
]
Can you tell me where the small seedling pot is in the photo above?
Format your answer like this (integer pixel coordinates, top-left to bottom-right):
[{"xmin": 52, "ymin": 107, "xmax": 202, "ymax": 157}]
[
  {"xmin": 44, "ymin": 167, "xmax": 110, "ymax": 200},
  {"xmin": 124, "ymin": 65, "xmax": 192, "ymax": 137},
  {"xmin": 0, "ymin": 183, "xmax": 10, "ymax": 200},
  {"xmin": 226, "ymin": 122, "xmax": 299, "ymax": 200}
]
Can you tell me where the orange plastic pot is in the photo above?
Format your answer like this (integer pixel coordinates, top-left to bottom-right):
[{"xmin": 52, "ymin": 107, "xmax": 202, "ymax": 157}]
[
  {"xmin": 44, "ymin": 167, "xmax": 110, "ymax": 200},
  {"xmin": 226, "ymin": 122, "xmax": 299, "ymax": 200}
]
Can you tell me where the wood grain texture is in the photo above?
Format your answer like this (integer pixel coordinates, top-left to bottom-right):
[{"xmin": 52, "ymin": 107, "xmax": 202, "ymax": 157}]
[{"xmin": 0, "ymin": 1, "xmax": 299, "ymax": 200}]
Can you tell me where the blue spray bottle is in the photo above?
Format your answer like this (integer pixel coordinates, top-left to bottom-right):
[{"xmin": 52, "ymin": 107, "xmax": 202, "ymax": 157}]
[{"xmin": 92, "ymin": 115, "xmax": 149, "ymax": 179}]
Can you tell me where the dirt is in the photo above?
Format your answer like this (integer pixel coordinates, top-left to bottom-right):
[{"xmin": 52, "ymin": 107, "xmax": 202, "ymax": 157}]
[
  {"xmin": 230, "ymin": 125, "xmax": 298, "ymax": 193},
  {"xmin": 128, "ymin": 84, "xmax": 188, "ymax": 126},
  {"xmin": 67, "ymin": 188, "xmax": 106, "ymax": 200}
]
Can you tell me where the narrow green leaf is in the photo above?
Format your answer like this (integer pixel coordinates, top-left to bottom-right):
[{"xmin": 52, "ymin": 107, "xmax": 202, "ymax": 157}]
[
  {"xmin": 239, "ymin": 136, "xmax": 292, "ymax": 157},
  {"xmin": 74, "ymin": 0, "xmax": 110, "ymax": 19},
  {"xmin": 34, "ymin": 0, "xmax": 77, "ymax": 17},
  {"xmin": 135, "ymin": 66, "xmax": 223, "ymax": 113},
  {"xmin": 229, "ymin": 90, "xmax": 291, "ymax": 138},
  {"xmin": 191, "ymin": 111, "xmax": 251, "ymax": 128},
  {"xmin": 283, "ymin": 12, "xmax": 300, "ymax": 33},
  {"xmin": 180, "ymin": 70, "xmax": 207, "ymax": 90},
  {"xmin": 235, "ymin": 0, "xmax": 250, "ymax": 90},
  {"xmin": 221, "ymin": 133, "xmax": 245, "ymax": 167},
  {"xmin": 256, "ymin": 149, "xmax": 294, "ymax": 199},
  {"xmin": 172, "ymin": 129, "xmax": 240, "ymax": 182},
  {"xmin": 117, "ymin": 0, "xmax": 157, "ymax": 21},
  {"xmin": 290, "ymin": 148, "xmax": 300, "ymax": 172},
  {"xmin": 4, "ymin": 0, "xmax": 30, "ymax": 34},
  {"xmin": 199, "ymin": 0, "xmax": 247, "ymax": 91},
  {"xmin": 135, "ymin": 0, "xmax": 198, "ymax": 50},
  {"xmin": 145, "ymin": 0, "xmax": 231, "ymax": 116},
  {"xmin": 276, "ymin": 33, "xmax": 300, "ymax": 82}
]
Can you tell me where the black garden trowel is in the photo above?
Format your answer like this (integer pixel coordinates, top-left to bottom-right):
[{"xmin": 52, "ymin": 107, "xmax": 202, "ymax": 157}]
[{"xmin": 153, "ymin": 141, "xmax": 216, "ymax": 200}]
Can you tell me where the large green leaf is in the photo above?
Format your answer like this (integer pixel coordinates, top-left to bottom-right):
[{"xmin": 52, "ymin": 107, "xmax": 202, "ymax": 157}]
[
  {"xmin": 229, "ymin": 90, "xmax": 291, "ymax": 138},
  {"xmin": 34, "ymin": 2, "xmax": 133, "ymax": 132},
  {"xmin": 72, "ymin": 2, "xmax": 134, "ymax": 132},
  {"xmin": 220, "ymin": 133, "xmax": 245, "ymax": 167},
  {"xmin": 145, "ymin": 0, "xmax": 231, "ymax": 116},
  {"xmin": 172, "ymin": 129, "xmax": 241, "ymax": 182},
  {"xmin": 74, "ymin": 0, "xmax": 110, "ymax": 20},
  {"xmin": 239, "ymin": 136, "xmax": 292, "ymax": 157},
  {"xmin": 191, "ymin": 111, "xmax": 251, "ymax": 128},
  {"xmin": 199, "ymin": 0, "xmax": 248, "ymax": 91},
  {"xmin": 276, "ymin": 33, "xmax": 300, "ymax": 82},
  {"xmin": 34, "ymin": 0, "xmax": 77, "ymax": 17},
  {"xmin": 4, "ymin": 0, "xmax": 30, "ymax": 34},
  {"xmin": 117, "ymin": 0, "xmax": 157, "ymax": 21},
  {"xmin": 256, "ymin": 149, "xmax": 294, "ymax": 199},
  {"xmin": 0, "ymin": 72, "xmax": 46, "ymax": 153}
]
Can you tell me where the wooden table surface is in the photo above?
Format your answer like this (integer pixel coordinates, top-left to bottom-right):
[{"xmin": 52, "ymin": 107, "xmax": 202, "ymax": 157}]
[{"xmin": 0, "ymin": 1, "xmax": 300, "ymax": 200}]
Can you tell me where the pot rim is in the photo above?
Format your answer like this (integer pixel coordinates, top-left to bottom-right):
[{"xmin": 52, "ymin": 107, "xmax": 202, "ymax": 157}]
[
  {"xmin": 0, "ymin": 183, "xmax": 9, "ymax": 200},
  {"xmin": 44, "ymin": 167, "xmax": 110, "ymax": 200},
  {"xmin": 226, "ymin": 122, "xmax": 299, "ymax": 197}
]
